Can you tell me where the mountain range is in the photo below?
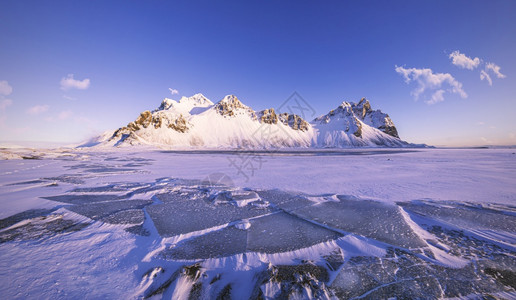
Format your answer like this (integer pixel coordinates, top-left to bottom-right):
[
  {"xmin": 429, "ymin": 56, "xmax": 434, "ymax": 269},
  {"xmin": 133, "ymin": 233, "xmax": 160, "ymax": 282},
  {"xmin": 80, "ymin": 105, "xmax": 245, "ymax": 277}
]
[{"xmin": 88, "ymin": 94, "xmax": 420, "ymax": 148}]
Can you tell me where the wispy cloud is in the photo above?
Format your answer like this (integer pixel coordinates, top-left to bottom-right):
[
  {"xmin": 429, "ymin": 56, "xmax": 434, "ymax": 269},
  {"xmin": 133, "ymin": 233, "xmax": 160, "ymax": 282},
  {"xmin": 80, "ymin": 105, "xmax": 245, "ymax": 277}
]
[
  {"xmin": 395, "ymin": 66, "xmax": 467, "ymax": 104},
  {"xmin": 449, "ymin": 50, "xmax": 480, "ymax": 70},
  {"xmin": 44, "ymin": 110, "xmax": 75, "ymax": 122},
  {"xmin": 0, "ymin": 81, "xmax": 13, "ymax": 96},
  {"xmin": 485, "ymin": 62, "xmax": 506, "ymax": 79},
  {"xmin": 0, "ymin": 82, "xmax": 12, "ymax": 126},
  {"xmin": 62, "ymin": 95, "xmax": 77, "ymax": 101},
  {"xmin": 480, "ymin": 137, "xmax": 492, "ymax": 145},
  {"xmin": 27, "ymin": 105, "xmax": 49, "ymax": 115},
  {"xmin": 0, "ymin": 99, "xmax": 12, "ymax": 111},
  {"xmin": 60, "ymin": 74, "xmax": 90, "ymax": 90},
  {"xmin": 0, "ymin": 81, "xmax": 13, "ymax": 116},
  {"xmin": 480, "ymin": 62, "xmax": 506, "ymax": 86},
  {"xmin": 58, "ymin": 110, "xmax": 73, "ymax": 120},
  {"xmin": 480, "ymin": 70, "xmax": 492, "ymax": 86},
  {"xmin": 428, "ymin": 89, "xmax": 445, "ymax": 105},
  {"xmin": 74, "ymin": 115, "xmax": 97, "ymax": 126},
  {"xmin": 169, "ymin": 88, "xmax": 179, "ymax": 95},
  {"xmin": 448, "ymin": 51, "xmax": 506, "ymax": 86}
]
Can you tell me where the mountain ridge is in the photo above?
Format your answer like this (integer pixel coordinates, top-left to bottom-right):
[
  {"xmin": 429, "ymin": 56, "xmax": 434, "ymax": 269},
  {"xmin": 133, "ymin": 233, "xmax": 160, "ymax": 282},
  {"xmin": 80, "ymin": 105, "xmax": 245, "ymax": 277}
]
[{"xmin": 87, "ymin": 94, "xmax": 423, "ymax": 149}]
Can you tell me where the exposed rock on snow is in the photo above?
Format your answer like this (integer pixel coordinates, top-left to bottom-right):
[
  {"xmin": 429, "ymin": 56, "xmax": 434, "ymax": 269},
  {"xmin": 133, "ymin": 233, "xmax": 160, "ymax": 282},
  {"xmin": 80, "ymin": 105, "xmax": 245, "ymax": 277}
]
[
  {"xmin": 279, "ymin": 113, "xmax": 310, "ymax": 131},
  {"xmin": 257, "ymin": 108, "xmax": 278, "ymax": 125},
  {"xmin": 352, "ymin": 98, "xmax": 399, "ymax": 138},
  {"xmin": 100, "ymin": 94, "xmax": 414, "ymax": 148},
  {"xmin": 314, "ymin": 101, "xmax": 364, "ymax": 138},
  {"xmin": 215, "ymin": 95, "xmax": 256, "ymax": 119}
]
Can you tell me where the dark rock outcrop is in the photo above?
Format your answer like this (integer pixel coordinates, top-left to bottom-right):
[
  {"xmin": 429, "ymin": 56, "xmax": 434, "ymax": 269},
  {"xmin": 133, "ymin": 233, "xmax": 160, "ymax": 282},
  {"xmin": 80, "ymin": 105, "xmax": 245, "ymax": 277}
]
[
  {"xmin": 279, "ymin": 113, "xmax": 310, "ymax": 131},
  {"xmin": 257, "ymin": 108, "xmax": 279, "ymax": 124},
  {"xmin": 214, "ymin": 95, "xmax": 256, "ymax": 119},
  {"xmin": 352, "ymin": 98, "xmax": 399, "ymax": 138},
  {"xmin": 167, "ymin": 114, "xmax": 189, "ymax": 133}
]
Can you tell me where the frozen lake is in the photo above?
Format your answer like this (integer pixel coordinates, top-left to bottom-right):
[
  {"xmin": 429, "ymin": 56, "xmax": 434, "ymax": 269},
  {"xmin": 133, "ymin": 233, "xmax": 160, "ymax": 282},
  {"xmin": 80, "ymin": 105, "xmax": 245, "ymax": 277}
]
[{"xmin": 0, "ymin": 148, "xmax": 515, "ymax": 299}]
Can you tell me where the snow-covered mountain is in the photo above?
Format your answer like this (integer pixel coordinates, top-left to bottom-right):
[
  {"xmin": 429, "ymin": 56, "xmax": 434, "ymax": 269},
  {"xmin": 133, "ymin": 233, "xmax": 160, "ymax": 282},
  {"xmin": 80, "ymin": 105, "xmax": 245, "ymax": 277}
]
[
  {"xmin": 96, "ymin": 94, "xmax": 416, "ymax": 148},
  {"xmin": 313, "ymin": 99, "xmax": 406, "ymax": 147}
]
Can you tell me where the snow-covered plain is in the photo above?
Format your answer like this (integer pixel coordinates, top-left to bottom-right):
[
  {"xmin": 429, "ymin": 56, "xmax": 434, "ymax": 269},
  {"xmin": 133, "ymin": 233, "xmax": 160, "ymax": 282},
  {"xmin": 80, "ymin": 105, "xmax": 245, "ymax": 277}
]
[{"xmin": 0, "ymin": 147, "xmax": 515, "ymax": 299}]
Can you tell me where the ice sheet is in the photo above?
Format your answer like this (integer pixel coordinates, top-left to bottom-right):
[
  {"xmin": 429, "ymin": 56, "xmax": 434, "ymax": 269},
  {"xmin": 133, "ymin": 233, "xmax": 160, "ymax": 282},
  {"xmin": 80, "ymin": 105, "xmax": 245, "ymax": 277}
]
[
  {"xmin": 0, "ymin": 148, "xmax": 515, "ymax": 299},
  {"xmin": 246, "ymin": 212, "xmax": 343, "ymax": 253},
  {"xmin": 147, "ymin": 193, "xmax": 274, "ymax": 237},
  {"xmin": 291, "ymin": 197, "xmax": 427, "ymax": 249},
  {"xmin": 161, "ymin": 226, "xmax": 247, "ymax": 260}
]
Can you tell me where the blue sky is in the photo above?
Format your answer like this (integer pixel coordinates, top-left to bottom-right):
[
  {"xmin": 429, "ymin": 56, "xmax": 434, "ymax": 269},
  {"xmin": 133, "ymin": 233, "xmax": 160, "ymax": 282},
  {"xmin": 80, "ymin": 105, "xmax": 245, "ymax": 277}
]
[{"xmin": 1, "ymin": 0, "xmax": 515, "ymax": 146}]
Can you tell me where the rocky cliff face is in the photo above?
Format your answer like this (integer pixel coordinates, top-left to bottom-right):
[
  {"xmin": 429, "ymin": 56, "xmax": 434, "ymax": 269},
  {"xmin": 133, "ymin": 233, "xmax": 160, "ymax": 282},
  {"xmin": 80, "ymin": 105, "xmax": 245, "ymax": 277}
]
[
  {"xmin": 256, "ymin": 108, "xmax": 310, "ymax": 132},
  {"xmin": 257, "ymin": 108, "xmax": 278, "ymax": 124},
  {"xmin": 352, "ymin": 98, "xmax": 399, "ymax": 138},
  {"xmin": 110, "ymin": 110, "xmax": 191, "ymax": 143},
  {"xmin": 214, "ymin": 95, "xmax": 256, "ymax": 120},
  {"xmin": 279, "ymin": 113, "xmax": 310, "ymax": 132}
]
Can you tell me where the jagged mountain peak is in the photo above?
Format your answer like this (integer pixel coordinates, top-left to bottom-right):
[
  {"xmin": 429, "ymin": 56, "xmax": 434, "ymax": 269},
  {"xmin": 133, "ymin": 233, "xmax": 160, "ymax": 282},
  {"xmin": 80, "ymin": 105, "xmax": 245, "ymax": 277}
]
[
  {"xmin": 219, "ymin": 94, "xmax": 240, "ymax": 103},
  {"xmin": 216, "ymin": 94, "xmax": 250, "ymax": 110},
  {"xmin": 332, "ymin": 98, "xmax": 369, "ymax": 114},
  {"xmin": 158, "ymin": 98, "xmax": 175, "ymax": 111},
  {"xmin": 214, "ymin": 95, "xmax": 255, "ymax": 118},
  {"xmin": 180, "ymin": 93, "xmax": 213, "ymax": 105},
  {"xmin": 314, "ymin": 102, "xmax": 354, "ymax": 123},
  {"xmin": 353, "ymin": 97, "xmax": 372, "ymax": 118},
  {"xmin": 315, "ymin": 98, "xmax": 399, "ymax": 139},
  {"xmin": 357, "ymin": 97, "xmax": 370, "ymax": 106},
  {"xmin": 157, "ymin": 93, "xmax": 213, "ymax": 112}
]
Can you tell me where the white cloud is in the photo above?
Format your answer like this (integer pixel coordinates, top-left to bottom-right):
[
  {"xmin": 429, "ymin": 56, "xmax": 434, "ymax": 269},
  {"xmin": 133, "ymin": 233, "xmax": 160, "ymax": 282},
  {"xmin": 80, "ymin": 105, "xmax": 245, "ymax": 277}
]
[
  {"xmin": 447, "ymin": 52, "xmax": 506, "ymax": 86},
  {"xmin": 395, "ymin": 66, "xmax": 467, "ymax": 104},
  {"xmin": 449, "ymin": 51, "xmax": 480, "ymax": 70},
  {"xmin": 62, "ymin": 95, "xmax": 77, "ymax": 101},
  {"xmin": 480, "ymin": 70, "xmax": 492, "ymax": 86},
  {"xmin": 480, "ymin": 137, "xmax": 492, "ymax": 144},
  {"xmin": 60, "ymin": 74, "xmax": 90, "ymax": 90},
  {"xmin": 27, "ymin": 105, "xmax": 49, "ymax": 115},
  {"xmin": 0, "ymin": 99, "xmax": 12, "ymax": 110},
  {"xmin": 427, "ymin": 89, "xmax": 445, "ymax": 105},
  {"xmin": 58, "ymin": 110, "xmax": 73, "ymax": 120},
  {"xmin": 74, "ymin": 115, "xmax": 97, "ymax": 126},
  {"xmin": 480, "ymin": 62, "xmax": 506, "ymax": 86},
  {"xmin": 485, "ymin": 62, "xmax": 506, "ymax": 79},
  {"xmin": 169, "ymin": 88, "xmax": 179, "ymax": 95},
  {"xmin": 0, "ymin": 81, "xmax": 13, "ymax": 96}
]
